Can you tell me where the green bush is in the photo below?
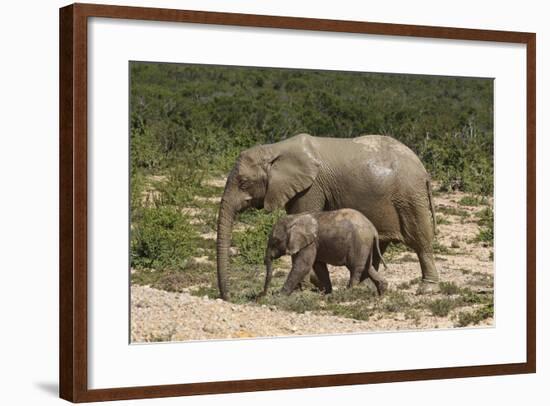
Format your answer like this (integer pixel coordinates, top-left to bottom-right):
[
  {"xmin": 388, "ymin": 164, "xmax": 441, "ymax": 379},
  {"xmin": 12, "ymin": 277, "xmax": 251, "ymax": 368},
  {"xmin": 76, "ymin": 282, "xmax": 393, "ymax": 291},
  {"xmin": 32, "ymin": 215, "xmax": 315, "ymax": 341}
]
[
  {"xmin": 439, "ymin": 281, "xmax": 461, "ymax": 295},
  {"xmin": 459, "ymin": 289, "xmax": 493, "ymax": 305},
  {"xmin": 154, "ymin": 165, "xmax": 204, "ymax": 206},
  {"xmin": 475, "ymin": 207, "xmax": 494, "ymax": 243},
  {"xmin": 455, "ymin": 303, "xmax": 494, "ymax": 327},
  {"xmin": 130, "ymin": 172, "xmax": 146, "ymax": 214},
  {"xmin": 427, "ymin": 298, "xmax": 458, "ymax": 317},
  {"xmin": 233, "ymin": 209, "xmax": 285, "ymax": 265},
  {"xmin": 131, "ymin": 206, "xmax": 198, "ymax": 270},
  {"xmin": 383, "ymin": 291, "xmax": 411, "ymax": 313},
  {"xmin": 130, "ymin": 114, "xmax": 162, "ymax": 173},
  {"xmin": 458, "ymin": 195, "xmax": 480, "ymax": 206},
  {"xmin": 329, "ymin": 303, "xmax": 371, "ymax": 321},
  {"xmin": 130, "ymin": 62, "xmax": 494, "ymax": 196}
]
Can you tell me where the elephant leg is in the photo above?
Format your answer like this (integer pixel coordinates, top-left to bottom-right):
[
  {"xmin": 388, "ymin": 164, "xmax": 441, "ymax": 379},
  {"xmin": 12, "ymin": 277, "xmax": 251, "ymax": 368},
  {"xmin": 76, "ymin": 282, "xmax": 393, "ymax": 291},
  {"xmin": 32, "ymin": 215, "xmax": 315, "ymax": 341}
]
[
  {"xmin": 308, "ymin": 272, "xmax": 323, "ymax": 291},
  {"xmin": 312, "ymin": 262, "xmax": 332, "ymax": 294},
  {"xmin": 281, "ymin": 244, "xmax": 316, "ymax": 295},
  {"xmin": 365, "ymin": 264, "xmax": 388, "ymax": 295},
  {"xmin": 347, "ymin": 265, "xmax": 363, "ymax": 288},
  {"xmin": 286, "ymin": 189, "xmax": 326, "ymax": 291},
  {"xmin": 416, "ymin": 249, "xmax": 438, "ymax": 282},
  {"xmin": 399, "ymin": 205, "xmax": 440, "ymax": 292}
]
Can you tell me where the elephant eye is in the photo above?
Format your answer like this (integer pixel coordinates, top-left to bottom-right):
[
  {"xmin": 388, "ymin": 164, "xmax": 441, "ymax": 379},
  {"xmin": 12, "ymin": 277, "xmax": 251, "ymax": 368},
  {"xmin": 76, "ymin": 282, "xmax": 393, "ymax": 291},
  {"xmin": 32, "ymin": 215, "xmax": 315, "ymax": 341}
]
[{"xmin": 237, "ymin": 176, "xmax": 250, "ymax": 188}]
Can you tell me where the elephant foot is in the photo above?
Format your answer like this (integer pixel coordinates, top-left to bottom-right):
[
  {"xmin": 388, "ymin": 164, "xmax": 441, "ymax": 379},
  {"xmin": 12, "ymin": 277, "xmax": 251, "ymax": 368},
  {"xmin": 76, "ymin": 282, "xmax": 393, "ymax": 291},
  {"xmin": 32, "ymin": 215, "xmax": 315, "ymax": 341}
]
[
  {"xmin": 280, "ymin": 287, "xmax": 293, "ymax": 296},
  {"xmin": 363, "ymin": 278, "xmax": 379, "ymax": 295},
  {"xmin": 416, "ymin": 280, "xmax": 440, "ymax": 295},
  {"xmin": 376, "ymin": 280, "xmax": 389, "ymax": 296},
  {"xmin": 309, "ymin": 273, "xmax": 325, "ymax": 291}
]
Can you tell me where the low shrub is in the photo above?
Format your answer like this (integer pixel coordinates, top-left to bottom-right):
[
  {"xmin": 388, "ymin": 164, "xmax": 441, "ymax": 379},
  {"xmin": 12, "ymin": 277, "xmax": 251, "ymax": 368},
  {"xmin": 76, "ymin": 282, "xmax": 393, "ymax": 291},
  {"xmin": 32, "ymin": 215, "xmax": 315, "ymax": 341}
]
[
  {"xmin": 383, "ymin": 291, "xmax": 411, "ymax": 313},
  {"xmin": 475, "ymin": 207, "xmax": 494, "ymax": 244},
  {"xmin": 427, "ymin": 298, "xmax": 458, "ymax": 317},
  {"xmin": 455, "ymin": 303, "xmax": 494, "ymax": 327},
  {"xmin": 458, "ymin": 195, "xmax": 487, "ymax": 207},
  {"xmin": 439, "ymin": 281, "xmax": 461, "ymax": 295},
  {"xmin": 233, "ymin": 209, "xmax": 285, "ymax": 265},
  {"xmin": 437, "ymin": 206, "xmax": 470, "ymax": 218},
  {"xmin": 131, "ymin": 206, "xmax": 198, "ymax": 270}
]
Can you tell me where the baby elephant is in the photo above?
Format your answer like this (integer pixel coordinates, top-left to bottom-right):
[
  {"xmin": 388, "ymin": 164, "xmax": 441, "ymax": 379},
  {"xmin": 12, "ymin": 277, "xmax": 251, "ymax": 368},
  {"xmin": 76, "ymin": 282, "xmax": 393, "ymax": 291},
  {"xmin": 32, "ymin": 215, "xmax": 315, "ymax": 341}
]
[{"xmin": 263, "ymin": 208, "xmax": 387, "ymax": 296}]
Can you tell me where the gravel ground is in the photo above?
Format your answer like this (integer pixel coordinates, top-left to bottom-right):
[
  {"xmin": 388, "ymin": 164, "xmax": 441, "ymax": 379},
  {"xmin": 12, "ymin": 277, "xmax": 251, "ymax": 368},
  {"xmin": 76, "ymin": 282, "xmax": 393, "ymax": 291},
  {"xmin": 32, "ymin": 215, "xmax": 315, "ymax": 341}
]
[{"xmin": 130, "ymin": 284, "xmax": 492, "ymax": 342}]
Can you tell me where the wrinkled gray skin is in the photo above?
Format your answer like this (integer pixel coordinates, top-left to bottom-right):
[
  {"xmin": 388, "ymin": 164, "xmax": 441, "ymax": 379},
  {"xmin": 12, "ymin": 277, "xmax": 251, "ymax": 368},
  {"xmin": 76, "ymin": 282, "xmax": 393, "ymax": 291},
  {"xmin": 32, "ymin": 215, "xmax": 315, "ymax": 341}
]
[
  {"xmin": 217, "ymin": 133, "xmax": 437, "ymax": 300},
  {"xmin": 262, "ymin": 209, "xmax": 388, "ymax": 296}
]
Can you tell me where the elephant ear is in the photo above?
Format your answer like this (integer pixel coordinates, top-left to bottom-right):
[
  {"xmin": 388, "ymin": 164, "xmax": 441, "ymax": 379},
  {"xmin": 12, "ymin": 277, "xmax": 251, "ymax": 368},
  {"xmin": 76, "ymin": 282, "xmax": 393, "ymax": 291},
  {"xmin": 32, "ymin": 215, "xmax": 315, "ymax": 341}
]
[
  {"xmin": 287, "ymin": 215, "xmax": 318, "ymax": 255},
  {"xmin": 264, "ymin": 134, "xmax": 321, "ymax": 212}
]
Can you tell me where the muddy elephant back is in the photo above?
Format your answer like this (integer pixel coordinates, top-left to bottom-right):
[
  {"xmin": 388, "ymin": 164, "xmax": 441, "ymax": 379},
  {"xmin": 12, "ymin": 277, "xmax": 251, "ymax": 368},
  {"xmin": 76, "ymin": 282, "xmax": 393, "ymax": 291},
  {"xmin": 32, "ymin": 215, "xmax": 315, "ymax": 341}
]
[{"xmin": 353, "ymin": 135, "xmax": 427, "ymax": 173}]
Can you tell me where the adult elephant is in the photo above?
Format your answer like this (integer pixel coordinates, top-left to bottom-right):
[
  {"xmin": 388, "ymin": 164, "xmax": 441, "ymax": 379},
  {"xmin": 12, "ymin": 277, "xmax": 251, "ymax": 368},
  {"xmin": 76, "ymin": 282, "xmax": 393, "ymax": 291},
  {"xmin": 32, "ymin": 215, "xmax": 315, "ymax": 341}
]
[{"xmin": 216, "ymin": 133, "xmax": 438, "ymax": 300}]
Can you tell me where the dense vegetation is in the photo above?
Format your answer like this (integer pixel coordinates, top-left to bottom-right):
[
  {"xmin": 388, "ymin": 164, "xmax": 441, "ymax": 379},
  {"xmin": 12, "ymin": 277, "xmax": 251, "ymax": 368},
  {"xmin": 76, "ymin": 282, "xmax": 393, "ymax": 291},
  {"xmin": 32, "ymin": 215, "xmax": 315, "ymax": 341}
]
[
  {"xmin": 130, "ymin": 62, "xmax": 494, "ymax": 327},
  {"xmin": 131, "ymin": 62, "xmax": 493, "ymax": 193}
]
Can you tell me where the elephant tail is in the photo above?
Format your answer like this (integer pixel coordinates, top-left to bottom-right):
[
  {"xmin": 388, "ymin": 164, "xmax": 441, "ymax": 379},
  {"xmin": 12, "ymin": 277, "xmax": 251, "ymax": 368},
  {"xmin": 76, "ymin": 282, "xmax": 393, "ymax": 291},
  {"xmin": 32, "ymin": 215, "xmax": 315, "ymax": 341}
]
[
  {"xmin": 374, "ymin": 235, "xmax": 387, "ymax": 269},
  {"xmin": 426, "ymin": 179, "xmax": 437, "ymax": 235}
]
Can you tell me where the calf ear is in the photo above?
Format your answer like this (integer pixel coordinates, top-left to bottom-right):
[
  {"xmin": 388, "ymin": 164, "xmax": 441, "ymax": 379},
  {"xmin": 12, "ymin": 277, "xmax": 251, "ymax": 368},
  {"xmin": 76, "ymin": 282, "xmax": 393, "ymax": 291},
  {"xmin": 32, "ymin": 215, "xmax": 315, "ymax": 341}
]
[{"xmin": 287, "ymin": 215, "xmax": 318, "ymax": 255}]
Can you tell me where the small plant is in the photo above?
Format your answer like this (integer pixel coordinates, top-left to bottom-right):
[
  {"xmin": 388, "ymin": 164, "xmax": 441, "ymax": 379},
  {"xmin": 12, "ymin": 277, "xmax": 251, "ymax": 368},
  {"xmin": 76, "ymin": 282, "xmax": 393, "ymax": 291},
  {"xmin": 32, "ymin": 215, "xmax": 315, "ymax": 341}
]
[
  {"xmin": 427, "ymin": 298, "xmax": 457, "ymax": 317},
  {"xmin": 146, "ymin": 328, "xmax": 176, "ymax": 342},
  {"xmin": 190, "ymin": 284, "xmax": 219, "ymax": 299},
  {"xmin": 383, "ymin": 291, "xmax": 411, "ymax": 313},
  {"xmin": 475, "ymin": 207, "xmax": 494, "ymax": 244},
  {"xmin": 458, "ymin": 195, "xmax": 485, "ymax": 206},
  {"xmin": 439, "ymin": 281, "xmax": 461, "ymax": 295},
  {"xmin": 437, "ymin": 206, "xmax": 470, "ymax": 218},
  {"xmin": 405, "ymin": 309, "xmax": 422, "ymax": 326},
  {"xmin": 330, "ymin": 303, "xmax": 371, "ymax": 321},
  {"xmin": 326, "ymin": 284, "xmax": 377, "ymax": 303},
  {"xmin": 459, "ymin": 288, "xmax": 493, "ymax": 305},
  {"xmin": 397, "ymin": 277, "xmax": 421, "ymax": 290},
  {"xmin": 455, "ymin": 303, "xmax": 494, "ymax": 327},
  {"xmin": 476, "ymin": 226, "xmax": 493, "ymax": 244}
]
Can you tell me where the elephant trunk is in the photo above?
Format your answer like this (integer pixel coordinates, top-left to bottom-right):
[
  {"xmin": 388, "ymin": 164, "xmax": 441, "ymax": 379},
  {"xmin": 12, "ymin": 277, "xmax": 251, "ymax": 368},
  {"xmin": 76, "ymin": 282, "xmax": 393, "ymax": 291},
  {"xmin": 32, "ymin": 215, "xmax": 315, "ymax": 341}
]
[
  {"xmin": 216, "ymin": 169, "xmax": 248, "ymax": 301},
  {"xmin": 263, "ymin": 251, "xmax": 274, "ymax": 296},
  {"xmin": 216, "ymin": 201, "xmax": 236, "ymax": 301}
]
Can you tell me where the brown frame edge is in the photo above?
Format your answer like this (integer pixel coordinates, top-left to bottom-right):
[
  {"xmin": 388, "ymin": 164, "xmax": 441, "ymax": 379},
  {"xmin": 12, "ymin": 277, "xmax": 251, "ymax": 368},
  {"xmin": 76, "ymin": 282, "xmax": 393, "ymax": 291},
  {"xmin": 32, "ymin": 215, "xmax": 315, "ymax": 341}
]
[{"xmin": 59, "ymin": 3, "xmax": 536, "ymax": 403}]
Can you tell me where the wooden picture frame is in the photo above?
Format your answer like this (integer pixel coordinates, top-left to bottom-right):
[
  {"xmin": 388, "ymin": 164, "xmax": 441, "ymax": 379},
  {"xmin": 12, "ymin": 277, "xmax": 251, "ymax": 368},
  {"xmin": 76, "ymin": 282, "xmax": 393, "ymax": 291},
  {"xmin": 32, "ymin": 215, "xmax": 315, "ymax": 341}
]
[{"xmin": 59, "ymin": 3, "xmax": 536, "ymax": 402}]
